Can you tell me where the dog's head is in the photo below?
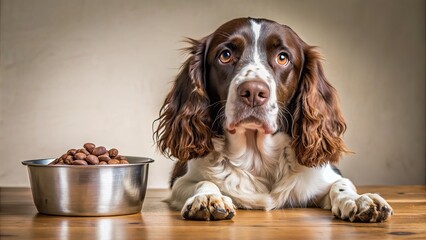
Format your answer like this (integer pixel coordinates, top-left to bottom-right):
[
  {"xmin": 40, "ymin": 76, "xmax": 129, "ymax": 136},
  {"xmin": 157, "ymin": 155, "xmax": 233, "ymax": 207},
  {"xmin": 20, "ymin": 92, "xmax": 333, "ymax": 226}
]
[{"xmin": 155, "ymin": 18, "xmax": 347, "ymax": 167}]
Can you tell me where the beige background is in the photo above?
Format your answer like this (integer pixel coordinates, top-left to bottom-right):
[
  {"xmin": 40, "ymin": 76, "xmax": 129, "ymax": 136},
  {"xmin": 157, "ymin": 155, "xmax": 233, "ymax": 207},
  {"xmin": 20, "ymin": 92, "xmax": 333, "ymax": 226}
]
[{"xmin": 0, "ymin": 0, "xmax": 424, "ymax": 188}]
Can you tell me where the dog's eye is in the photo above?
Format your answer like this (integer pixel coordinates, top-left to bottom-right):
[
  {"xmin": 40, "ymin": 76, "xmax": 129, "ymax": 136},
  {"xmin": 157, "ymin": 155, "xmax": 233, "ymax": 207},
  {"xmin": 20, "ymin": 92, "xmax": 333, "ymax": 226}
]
[
  {"xmin": 219, "ymin": 50, "xmax": 232, "ymax": 64},
  {"xmin": 276, "ymin": 52, "xmax": 289, "ymax": 66}
]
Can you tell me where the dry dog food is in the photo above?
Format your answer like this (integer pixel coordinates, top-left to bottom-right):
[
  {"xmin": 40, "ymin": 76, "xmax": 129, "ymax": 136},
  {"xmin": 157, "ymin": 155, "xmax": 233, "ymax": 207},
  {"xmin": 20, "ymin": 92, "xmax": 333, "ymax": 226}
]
[{"xmin": 49, "ymin": 143, "xmax": 129, "ymax": 165}]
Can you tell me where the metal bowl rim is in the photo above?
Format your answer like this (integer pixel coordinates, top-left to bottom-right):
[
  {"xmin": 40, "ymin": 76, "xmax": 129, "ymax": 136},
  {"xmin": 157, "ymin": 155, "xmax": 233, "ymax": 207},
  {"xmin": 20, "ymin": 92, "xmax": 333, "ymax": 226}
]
[{"xmin": 22, "ymin": 156, "xmax": 154, "ymax": 167}]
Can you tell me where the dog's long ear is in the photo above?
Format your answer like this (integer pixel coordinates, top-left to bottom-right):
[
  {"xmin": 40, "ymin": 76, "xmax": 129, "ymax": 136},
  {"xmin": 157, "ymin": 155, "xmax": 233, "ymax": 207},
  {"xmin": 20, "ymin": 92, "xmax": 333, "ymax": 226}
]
[
  {"xmin": 290, "ymin": 46, "xmax": 348, "ymax": 168},
  {"xmin": 154, "ymin": 37, "xmax": 213, "ymax": 162}
]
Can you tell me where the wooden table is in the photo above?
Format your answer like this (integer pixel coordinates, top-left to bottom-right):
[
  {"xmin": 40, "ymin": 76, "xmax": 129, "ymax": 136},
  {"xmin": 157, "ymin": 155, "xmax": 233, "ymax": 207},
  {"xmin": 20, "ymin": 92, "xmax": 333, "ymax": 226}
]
[{"xmin": 0, "ymin": 186, "xmax": 425, "ymax": 239}]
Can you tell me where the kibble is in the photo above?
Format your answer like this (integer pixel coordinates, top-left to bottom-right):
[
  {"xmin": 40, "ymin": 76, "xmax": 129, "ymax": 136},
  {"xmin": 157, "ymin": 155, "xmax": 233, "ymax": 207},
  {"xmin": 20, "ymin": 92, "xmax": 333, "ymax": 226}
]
[
  {"xmin": 83, "ymin": 143, "xmax": 96, "ymax": 154},
  {"xmin": 108, "ymin": 159, "xmax": 120, "ymax": 165},
  {"xmin": 73, "ymin": 160, "xmax": 88, "ymax": 165},
  {"xmin": 77, "ymin": 148, "xmax": 90, "ymax": 155},
  {"xmin": 67, "ymin": 149, "xmax": 77, "ymax": 156},
  {"xmin": 108, "ymin": 148, "xmax": 119, "ymax": 158},
  {"xmin": 86, "ymin": 155, "xmax": 99, "ymax": 165},
  {"xmin": 98, "ymin": 154, "xmax": 111, "ymax": 162},
  {"xmin": 92, "ymin": 146, "xmax": 107, "ymax": 156},
  {"xmin": 49, "ymin": 143, "xmax": 128, "ymax": 165},
  {"xmin": 74, "ymin": 152, "xmax": 87, "ymax": 160}
]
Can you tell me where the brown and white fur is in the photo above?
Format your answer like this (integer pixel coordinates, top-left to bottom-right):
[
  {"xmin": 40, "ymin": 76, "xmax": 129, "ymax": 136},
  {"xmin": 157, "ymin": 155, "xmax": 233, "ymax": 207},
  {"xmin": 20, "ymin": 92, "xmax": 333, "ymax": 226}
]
[{"xmin": 155, "ymin": 18, "xmax": 393, "ymax": 222}]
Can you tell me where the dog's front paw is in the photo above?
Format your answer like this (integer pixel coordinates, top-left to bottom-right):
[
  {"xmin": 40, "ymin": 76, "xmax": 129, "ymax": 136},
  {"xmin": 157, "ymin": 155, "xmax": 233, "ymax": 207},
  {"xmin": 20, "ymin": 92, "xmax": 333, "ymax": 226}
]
[
  {"xmin": 181, "ymin": 194, "xmax": 236, "ymax": 221},
  {"xmin": 332, "ymin": 193, "xmax": 393, "ymax": 222}
]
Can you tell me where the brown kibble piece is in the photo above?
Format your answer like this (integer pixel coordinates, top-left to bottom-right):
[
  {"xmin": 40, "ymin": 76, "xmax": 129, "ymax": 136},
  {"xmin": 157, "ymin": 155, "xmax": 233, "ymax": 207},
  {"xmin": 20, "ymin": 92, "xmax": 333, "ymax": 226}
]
[
  {"xmin": 119, "ymin": 160, "xmax": 129, "ymax": 164},
  {"xmin": 67, "ymin": 149, "xmax": 77, "ymax": 156},
  {"xmin": 92, "ymin": 146, "xmax": 107, "ymax": 156},
  {"xmin": 108, "ymin": 148, "xmax": 119, "ymax": 158},
  {"xmin": 86, "ymin": 155, "xmax": 99, "ymax": 165},
  {"xmin": 73, "ymin": 160, "xmax": 88, "ymax": 165},
  {"xmin": 64, "ymin": 158, "xmax": 73, "ymax": 165},
  {"xmin": 64, "ymin": 155, "xmax": 74, "ymax": 164},
  {"xmin": 83, "ymin": 143, "xmax": 96, "ymax": 154},
  {"xmin": 116, "ymin": 155, "xmax": 127, "ymax": 161},
  {"xmin": 108, "ymin": 159, "xmax": 120, "ymax": 164},
  {"xmin": 74, "ymin": 152, "xmax": 87, "ymax": 160},
  {"xmin": 98, "ymin": 154, "xmax": 111, "ymax": 162},
  {"xmin": 77, "ymin": 148, "xmax": 90, "ymax": 155},
  {"xmin": 99, "ymin": 161, "xmax": 107, "ymax": 165}
]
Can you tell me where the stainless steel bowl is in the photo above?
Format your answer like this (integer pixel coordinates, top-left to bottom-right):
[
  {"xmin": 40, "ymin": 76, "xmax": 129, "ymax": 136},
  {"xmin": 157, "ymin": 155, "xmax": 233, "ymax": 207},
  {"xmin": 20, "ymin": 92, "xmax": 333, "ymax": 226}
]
[{"xmin": 22, "ymin": 156, "xmax": 154, "ymax": 216}]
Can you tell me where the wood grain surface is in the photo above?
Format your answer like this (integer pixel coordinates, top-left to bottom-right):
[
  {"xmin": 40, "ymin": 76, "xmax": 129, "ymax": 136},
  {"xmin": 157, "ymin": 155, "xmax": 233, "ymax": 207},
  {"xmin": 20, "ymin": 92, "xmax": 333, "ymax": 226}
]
[{"xmin": 0, "ymin": 186, "xmax": 425, "ymax": 239}]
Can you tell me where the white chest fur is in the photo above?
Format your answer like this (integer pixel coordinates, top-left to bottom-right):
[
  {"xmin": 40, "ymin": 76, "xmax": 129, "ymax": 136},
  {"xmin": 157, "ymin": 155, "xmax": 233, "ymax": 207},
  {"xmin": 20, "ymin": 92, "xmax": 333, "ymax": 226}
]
[{"xmin": 186, "ymin": 130, "xmax": 341, "ymax": 209}]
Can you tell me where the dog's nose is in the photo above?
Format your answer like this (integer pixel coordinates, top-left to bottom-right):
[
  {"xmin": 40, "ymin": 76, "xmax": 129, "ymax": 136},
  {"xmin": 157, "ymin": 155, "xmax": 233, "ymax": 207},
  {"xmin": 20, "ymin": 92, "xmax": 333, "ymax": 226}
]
[{"xmin": 238, "ymin": 81, "xmax": 270, "ymax": 107}]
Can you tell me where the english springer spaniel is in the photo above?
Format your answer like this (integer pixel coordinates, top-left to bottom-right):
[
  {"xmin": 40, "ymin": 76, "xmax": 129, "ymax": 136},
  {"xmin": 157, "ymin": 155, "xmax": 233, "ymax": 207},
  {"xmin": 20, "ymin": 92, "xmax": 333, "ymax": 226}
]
[{"xmin": 155, "ymin": 17, "xmax": 393, "ymax": 222}]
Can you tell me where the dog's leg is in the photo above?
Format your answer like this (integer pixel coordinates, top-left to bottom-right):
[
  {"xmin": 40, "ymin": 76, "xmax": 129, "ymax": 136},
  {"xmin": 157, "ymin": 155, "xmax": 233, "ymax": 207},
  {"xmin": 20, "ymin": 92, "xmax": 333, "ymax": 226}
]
[
  {"xmin": 173, "ymin": 179, "xmax": 235, "ymax": 220},
  {"xmin": 328, "ymin": 178, "xmax": 393, "ymax": 222}
]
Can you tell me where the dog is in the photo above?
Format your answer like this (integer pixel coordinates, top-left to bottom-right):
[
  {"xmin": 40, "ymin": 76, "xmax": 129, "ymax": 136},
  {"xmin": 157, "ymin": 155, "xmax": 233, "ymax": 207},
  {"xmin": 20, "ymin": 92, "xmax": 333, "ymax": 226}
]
[{"xmin": 154, "ymin": 17, "xmax": 393, "ymax": 222}]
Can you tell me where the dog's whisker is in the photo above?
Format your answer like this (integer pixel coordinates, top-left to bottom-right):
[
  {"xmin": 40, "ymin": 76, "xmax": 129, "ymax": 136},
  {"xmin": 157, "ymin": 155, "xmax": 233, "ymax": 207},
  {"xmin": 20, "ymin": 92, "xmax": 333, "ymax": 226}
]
[
  {"xmin": 211, "ymin": 103, "xmax": 227, "ymax": 129},
  {"xmin": 275, "ymin": 101, "xmax": 293, "ymax": 133}
]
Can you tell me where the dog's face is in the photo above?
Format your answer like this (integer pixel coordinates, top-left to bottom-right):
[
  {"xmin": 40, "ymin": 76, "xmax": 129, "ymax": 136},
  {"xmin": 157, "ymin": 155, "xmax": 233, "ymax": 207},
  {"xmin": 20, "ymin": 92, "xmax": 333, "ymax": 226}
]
[
  {"xmin": 156, "ymin": 18, "xmax": 347, "ymax": 167},
  {"xmin": 204, "ymin": 18, "xmax": 303, "ymax": 134}
]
